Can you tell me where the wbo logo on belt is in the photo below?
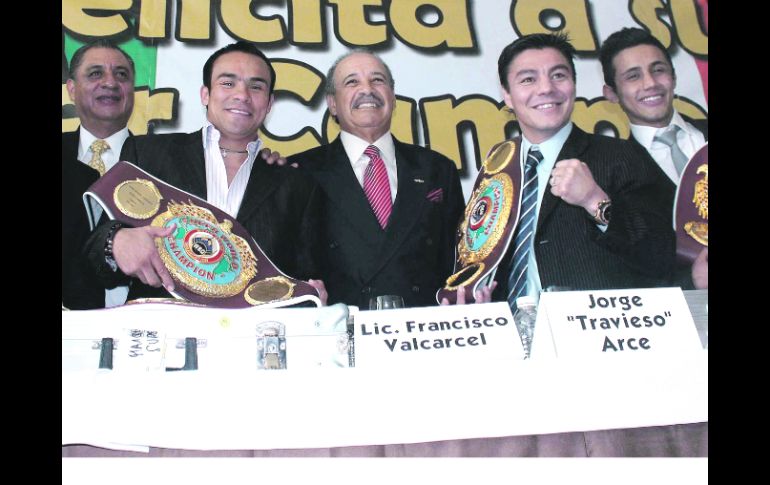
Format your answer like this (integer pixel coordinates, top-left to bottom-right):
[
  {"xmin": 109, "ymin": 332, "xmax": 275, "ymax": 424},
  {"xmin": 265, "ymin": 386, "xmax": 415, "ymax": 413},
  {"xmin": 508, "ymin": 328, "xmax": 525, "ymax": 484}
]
[{"xmin": 152, "ymin": 202, "xmax": 257, "ymax": 298}]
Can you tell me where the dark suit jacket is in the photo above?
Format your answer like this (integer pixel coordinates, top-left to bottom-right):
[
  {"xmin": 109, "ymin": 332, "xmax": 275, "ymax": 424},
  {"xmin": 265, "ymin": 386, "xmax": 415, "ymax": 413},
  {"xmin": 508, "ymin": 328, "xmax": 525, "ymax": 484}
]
[
  {"xmin": 62, "ymin": 130, "xmax": 80, "ymax": 161},
  {"xmin": 288, "ymin": 136, "xmax": 465, "ymax": 308},
  {"xmin": 86, "ymin": 130, "xmax": 322, "ymax": 301},
  {"xmin": 62, "ymin": 154, "xmax": 104, "ymax": 309},
  {"xmin": 493, "ymin": 126, "xmax": 675, "ymax": 299},
  {"xmin": 628, "ymin": 115, "xmax": 708, "ymax": 290}
]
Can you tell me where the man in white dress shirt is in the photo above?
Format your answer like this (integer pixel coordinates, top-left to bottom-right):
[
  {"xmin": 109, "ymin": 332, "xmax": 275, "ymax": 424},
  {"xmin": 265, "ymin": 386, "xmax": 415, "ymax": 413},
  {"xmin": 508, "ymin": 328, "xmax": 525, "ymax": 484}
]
[
  {"xmin": 600, "ymin": 27, "xmax": 708, "ymax": 289},
  {"xmin": 84, "ymin": 42, "xmax": 326, "ymax": 303}
]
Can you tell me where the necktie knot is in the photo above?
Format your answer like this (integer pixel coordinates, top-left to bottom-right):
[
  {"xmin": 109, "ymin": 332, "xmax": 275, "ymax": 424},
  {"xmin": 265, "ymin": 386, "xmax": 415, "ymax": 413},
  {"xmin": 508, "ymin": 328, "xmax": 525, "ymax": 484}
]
[
  {"xmin": 526, "ymin": 148, "xmax": 543, "ymax": 169},
  {"xmin": 654, "ymin": 125, "xmax": 688, "ymax": 176},
  {"xmin": 654, "ymin": 125, "xmax": 681, "ymax": 147},
  {"xmin": 364, "ymin": 144, "xmax": 380, "ymax": 160},
  {"xmin": 88, "ymin": 139, "xmax": 110, "ymax": 176},
  {"xmin": 91, "ymin": 139, "xmax": 109, "ymax": 155}
]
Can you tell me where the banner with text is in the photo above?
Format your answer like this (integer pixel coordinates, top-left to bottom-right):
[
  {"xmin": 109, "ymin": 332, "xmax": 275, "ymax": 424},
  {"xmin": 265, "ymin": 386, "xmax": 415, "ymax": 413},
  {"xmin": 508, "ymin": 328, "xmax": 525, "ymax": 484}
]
[{"xmin": 62, "ymin": 0, "xmax": 708, "ymax": 199}]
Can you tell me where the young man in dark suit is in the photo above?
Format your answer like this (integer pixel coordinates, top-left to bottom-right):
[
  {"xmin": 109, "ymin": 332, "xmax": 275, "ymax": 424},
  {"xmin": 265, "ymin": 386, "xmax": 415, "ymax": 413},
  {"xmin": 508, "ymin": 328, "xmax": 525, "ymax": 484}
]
[
  {"xmin": 482, "ymin": 33, "xmax": 675, "ymax": 307},
  {"xmin": 287, "ymin": 50, "xmax": 465, "ymax": 308},
  {"xmin": 85, "ymin": 42, "xmax": 325, "ymax": 302},
  {"xmin": 600, "ymin": 27, "xmax": 708, "ymax": 289}
]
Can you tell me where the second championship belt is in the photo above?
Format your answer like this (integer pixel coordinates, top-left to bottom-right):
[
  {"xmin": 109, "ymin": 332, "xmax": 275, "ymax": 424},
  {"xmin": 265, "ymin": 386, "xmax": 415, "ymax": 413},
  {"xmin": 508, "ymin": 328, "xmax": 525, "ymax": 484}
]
[
  {"xmin": 84, "ymin": 161, "xmax": 321, "ymax": 308},
  {"xmin": 436, "ymin": 138, "xmax": 523, "ymax": 304},
  {"xmin": 674, "ymin": 143, "xmax": 708, "ymax": 264}
]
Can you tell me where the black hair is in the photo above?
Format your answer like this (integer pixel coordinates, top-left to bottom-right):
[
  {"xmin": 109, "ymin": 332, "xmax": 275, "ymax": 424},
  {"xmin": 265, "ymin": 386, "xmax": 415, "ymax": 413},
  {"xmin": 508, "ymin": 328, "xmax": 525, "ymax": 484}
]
[
  {"xmin": 498, "ymin": 32, "xmax": 576, "ymax": 90},
  {"xmin": 202, "ymin": 41, "xmax": 276, "ymax": 95},
  {"xmin": 599, "ymin": 27, "xmax": 675, "ymax": 89},
  {"xmin": 68, "ymin": 39, "xmax": 135, "ymax": 80}
]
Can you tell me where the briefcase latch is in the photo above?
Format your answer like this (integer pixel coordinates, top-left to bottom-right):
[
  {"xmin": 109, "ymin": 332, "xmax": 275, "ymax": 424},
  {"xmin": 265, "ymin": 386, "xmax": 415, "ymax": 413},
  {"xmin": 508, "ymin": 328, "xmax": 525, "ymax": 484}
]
[{"xmin": 256, "ymin": 321, "xmax": 286, "ymax": 370}]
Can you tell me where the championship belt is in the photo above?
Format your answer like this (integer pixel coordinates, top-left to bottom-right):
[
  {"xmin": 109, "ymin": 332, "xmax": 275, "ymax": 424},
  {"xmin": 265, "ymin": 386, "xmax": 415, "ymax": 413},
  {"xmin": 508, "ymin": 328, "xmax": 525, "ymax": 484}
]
[
  {"xmin": 436, "ymin": 138, "xmax": 523, "ymax": 304},
  {"xmin": 84, "ymin": 161, "xmax": 321, "ymax": 308},
  {"xmin": 674, "ymin": 143, "xmax": 708, "ymax": 265}
]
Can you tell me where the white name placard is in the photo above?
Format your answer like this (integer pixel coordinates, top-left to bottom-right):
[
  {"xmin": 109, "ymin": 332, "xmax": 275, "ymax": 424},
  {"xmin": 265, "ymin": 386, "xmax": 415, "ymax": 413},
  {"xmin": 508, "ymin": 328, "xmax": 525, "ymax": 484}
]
[
  {"xmin": 536, "ymin": 287, "xmax": 704, "ymax": 358},
  {"xmin": 353, "ymin": 302, "xmax": 524, "ymax": 369}
]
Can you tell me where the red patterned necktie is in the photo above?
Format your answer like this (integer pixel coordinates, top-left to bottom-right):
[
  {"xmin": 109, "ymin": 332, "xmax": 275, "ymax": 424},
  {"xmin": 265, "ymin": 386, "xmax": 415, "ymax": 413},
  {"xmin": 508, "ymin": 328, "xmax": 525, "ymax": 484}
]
[{"xmin": 363, "ymin": 145, "xmax": 392, "ymax": 228}]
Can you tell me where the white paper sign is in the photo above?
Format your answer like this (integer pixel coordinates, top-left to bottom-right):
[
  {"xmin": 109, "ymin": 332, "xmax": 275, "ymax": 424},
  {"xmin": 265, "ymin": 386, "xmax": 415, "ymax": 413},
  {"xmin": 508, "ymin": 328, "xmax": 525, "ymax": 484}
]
[
  {"xmin": 537, "ymin": 287, "xmax": 703, "ymax": 358},
  {"xmin": 112, "ymin": 328, "xmax": 167, "ymax": 372},
  {"xmin": 353, "ymin": 302, "xmax": 524, "ymax": 369}
]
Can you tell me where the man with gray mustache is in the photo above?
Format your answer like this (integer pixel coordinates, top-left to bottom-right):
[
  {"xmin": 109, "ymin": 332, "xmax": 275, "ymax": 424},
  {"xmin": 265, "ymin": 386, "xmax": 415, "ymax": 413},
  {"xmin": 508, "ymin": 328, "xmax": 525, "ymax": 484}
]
[{"xmin": 287, "ymin": 49, "xmax": 465, "ymax": 308}]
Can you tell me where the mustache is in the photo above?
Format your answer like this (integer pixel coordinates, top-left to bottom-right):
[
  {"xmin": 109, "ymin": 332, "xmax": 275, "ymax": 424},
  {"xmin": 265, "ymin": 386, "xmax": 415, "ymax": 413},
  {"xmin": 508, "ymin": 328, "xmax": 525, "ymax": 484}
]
[{"xmin": 352, "ymin": 93, "xmax": 383, "ymax": 108}]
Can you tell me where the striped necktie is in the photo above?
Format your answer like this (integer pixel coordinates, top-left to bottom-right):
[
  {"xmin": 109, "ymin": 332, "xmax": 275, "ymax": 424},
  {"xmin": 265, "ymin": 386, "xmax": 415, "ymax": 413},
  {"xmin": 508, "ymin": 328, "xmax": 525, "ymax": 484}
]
[
  {"xmin": 363, "ymin": 145, "xmax": 392, "ymax": 229},
  {"xmin": 507, "ymin": 147, "xmax": 543, "ymax": 309},
  {"xmin": 654, "ymin": 125, "xmax": 688, "ymax": 175},
  {"xmin": 89, "ymin": 139, "xmax": 109, "ymax": 176}
]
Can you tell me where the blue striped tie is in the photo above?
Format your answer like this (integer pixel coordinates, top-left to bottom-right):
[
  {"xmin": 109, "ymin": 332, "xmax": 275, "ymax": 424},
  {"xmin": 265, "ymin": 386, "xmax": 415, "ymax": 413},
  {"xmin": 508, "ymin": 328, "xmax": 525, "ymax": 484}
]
[{"xmin": 507, "ymin": 147, "xmax": 543, "ymax": 309}]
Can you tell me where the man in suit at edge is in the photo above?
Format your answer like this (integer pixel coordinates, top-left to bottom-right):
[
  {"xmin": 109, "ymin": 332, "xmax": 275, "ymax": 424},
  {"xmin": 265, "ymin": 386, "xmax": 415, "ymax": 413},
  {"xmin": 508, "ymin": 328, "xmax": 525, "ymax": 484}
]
[
  {"xmin": 84, "ymin": 41, "xmax": 326, "ymax": 303},
  {"xmin": 600, "ymin": 27, "xmax": 708, "ymax": 289},
  {"xmin": 462, "ymin": 33, "xmax": 675, "ymax": 307},
  {"xmin": 286, "ymin": 49, "xmax": 465, "ymax": 308},
  {"xmin": 62, "ymin": 157, "xmax": 102, "ymax": 309},
  {"xmin": 62, "ymin": 40, "xmax": 135, "ymax": 309}
]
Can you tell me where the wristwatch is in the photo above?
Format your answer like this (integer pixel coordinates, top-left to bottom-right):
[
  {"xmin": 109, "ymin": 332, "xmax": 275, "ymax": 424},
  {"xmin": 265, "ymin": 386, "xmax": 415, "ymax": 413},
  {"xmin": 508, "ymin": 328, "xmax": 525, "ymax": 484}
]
[
  {"xmin": 104, "ymin": 221, "xmax": 124, "ymax": 272},
  {"xmin": 594, "ymin": 199, "xmax": 612, "ymax": 225}
]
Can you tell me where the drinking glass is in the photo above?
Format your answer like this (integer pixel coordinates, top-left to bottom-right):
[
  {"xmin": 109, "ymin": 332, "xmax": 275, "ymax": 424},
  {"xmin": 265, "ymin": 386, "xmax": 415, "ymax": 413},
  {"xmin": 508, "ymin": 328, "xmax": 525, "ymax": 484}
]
[{"xmin": 368, "ymin": 295, "xmax": 405, "ymax": 310}]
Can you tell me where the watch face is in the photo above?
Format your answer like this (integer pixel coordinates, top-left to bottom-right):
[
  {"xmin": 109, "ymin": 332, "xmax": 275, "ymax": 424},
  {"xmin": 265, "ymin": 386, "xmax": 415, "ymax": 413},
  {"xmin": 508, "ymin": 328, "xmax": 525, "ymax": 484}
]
[{"xmin": 602, "ymin": 204, "xmax": 612, "ymax": 223}]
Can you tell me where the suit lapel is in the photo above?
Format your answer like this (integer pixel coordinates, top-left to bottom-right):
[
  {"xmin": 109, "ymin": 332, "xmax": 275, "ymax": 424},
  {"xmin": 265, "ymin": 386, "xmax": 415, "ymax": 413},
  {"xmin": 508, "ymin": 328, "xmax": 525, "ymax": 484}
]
[
  {"xmin": 174, "ymin": 130, "xmax": 207, "ymax": 198},
  {"xmin": 536, "ymin": 126, "xmax": 589, "ymax": 234},
  {"xmin": 312, "ymin": 138, "xmax": 384, "ymax": 245},
  {"xmin": 62, "ymin": 130, "xmax": 80, "ymax": 159},
  {"xmin": 235, "ymin": 157, "xmax": 279, "ymax": 224}
]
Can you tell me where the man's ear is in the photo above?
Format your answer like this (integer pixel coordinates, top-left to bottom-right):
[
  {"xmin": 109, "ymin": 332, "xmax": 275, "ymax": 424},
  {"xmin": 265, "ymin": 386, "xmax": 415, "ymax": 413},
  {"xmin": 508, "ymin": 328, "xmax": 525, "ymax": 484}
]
[
  {"xmin": 66, "ymin": 79, "xmax": 76, "ymax": 103},
  {"xmin": 603, "ymin": 84, "xmax": 619, "ymax": 103},
  {"xmin": 326, "ymin": 94, "xmax": 337, "ymax": 117}
]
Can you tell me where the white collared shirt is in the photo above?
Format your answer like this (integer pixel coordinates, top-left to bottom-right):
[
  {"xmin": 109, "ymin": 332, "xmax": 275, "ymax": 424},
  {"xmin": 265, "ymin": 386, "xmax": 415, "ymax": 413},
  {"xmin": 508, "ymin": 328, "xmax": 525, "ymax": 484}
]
[
  {"xmin": 202, "ymin": 122, "xmax": 262, "ymax": 217},
  {"xmin": 339, "ymin": 131, "xmax": 398, "ymax": 202},
  {"xmin": 630, "ymin": 110, "xmax": 707, "ymax": 183},
  {"xmin": 76, "ymin": 125, "xmax": 131, "ymax": 308},
  {"xmin": 77, "ymin": 126, "xmax": 130, "ymax": 174}
]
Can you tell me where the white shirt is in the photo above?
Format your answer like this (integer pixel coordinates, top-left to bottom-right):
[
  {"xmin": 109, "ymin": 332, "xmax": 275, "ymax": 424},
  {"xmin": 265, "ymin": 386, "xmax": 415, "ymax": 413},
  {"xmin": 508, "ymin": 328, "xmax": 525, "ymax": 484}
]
[
  {"xmin": 630, "ymin": 110, "xmax": 707, "ymax": 184},
  {"xmin": 339, "ymin": 131, "xmax": 398, "ymax": 202},
  {"xmin": 77, "ymin": 126, "xmax": 130, "ymax": 175},
  {"xmin": 202, "ymin": 122, "xmax": 262, "ymax": 217},
  {"xmin": 76, "ymin": 126, "xmax": 130, "ymax": 308},
  {"xmin": 519, "ymin": 122, "xmax": 574, "ymax": 302}
]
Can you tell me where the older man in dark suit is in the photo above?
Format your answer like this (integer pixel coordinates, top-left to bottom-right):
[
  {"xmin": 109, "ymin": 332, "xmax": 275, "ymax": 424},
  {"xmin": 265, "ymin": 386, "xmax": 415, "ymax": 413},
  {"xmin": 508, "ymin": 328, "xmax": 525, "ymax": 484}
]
[
  {"xmin": 287, "ymin": 50, "xmax": 465, "ymax": 308},
  {"xmin": 85, "ymin": 42, "xmax": 324, "ymax": 302},
  {"xmin": 484, "ymin": 33, "xmax": 674, "ymax": 308},
  {"xmin": 62, "ymin": 40, "xmax": 136, "ymax": 308}
]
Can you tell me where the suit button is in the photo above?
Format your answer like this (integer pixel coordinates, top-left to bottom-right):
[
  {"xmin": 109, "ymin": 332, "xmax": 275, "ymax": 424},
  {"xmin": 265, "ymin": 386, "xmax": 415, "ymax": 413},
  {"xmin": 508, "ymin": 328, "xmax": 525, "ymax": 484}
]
[
  {"xmin": 329, "ymin": 241, "xmax": 339, "ymax": 249},
  {"xmin": 362, "ymin": 287, "xmax": 371, "ymax": 294},
  {"xmin": 412, "ymin": 285, "xmax": 420, "ymax": 293},
  {"xmin": 425, "ymin": 238, "xmax": 433, "ymax": 246}
]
